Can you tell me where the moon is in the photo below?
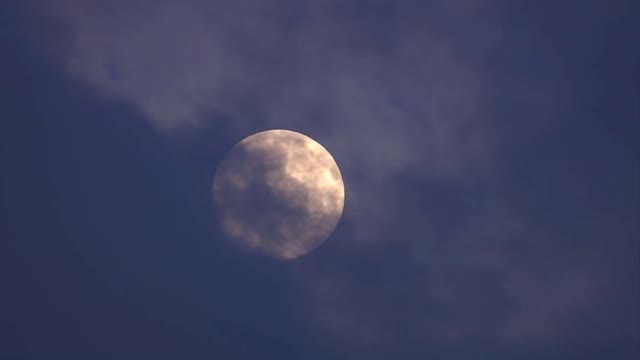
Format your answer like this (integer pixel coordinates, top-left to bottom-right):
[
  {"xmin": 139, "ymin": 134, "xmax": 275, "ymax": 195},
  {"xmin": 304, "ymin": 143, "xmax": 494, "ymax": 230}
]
[{"xmin": 212, "ymin": 129, "xmax": 345, "ymax": 259}]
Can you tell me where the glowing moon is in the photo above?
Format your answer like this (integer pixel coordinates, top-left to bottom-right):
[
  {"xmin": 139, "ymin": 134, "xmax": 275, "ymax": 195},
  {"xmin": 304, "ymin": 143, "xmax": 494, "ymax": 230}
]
[{"xmin": 212, "ymin": 129, "xmax": 345, "ymax": 259}]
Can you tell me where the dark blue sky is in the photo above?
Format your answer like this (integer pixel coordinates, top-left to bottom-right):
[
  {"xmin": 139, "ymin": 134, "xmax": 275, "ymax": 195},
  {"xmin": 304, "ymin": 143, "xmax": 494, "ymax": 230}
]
[{"xmin": 1, "ymin": 1, "xmax": 638, "ymax": 358}]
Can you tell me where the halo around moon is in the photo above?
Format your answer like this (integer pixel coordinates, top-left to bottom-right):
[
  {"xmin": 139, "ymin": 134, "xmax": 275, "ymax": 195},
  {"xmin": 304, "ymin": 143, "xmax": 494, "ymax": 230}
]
[{"xmin": 212, "ymin": 129, "xmax": 345, "ymax": 259}]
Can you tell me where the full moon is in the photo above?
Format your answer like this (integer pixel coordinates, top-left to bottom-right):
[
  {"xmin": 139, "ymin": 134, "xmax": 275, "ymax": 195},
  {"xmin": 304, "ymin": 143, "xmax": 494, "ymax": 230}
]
[{"xmin": 212, "ymin": 129, "xmax": 345, "ymax": 259}]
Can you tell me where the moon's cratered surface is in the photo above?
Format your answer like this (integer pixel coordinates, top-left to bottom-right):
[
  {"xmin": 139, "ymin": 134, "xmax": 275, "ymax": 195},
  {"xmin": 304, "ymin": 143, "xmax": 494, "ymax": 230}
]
[{"xmin": 212, "ymin": 129, "xmax": 345, "ymax": 259}]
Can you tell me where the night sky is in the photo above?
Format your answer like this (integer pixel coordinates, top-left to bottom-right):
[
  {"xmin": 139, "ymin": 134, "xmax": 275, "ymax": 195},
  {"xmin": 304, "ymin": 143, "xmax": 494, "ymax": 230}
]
[{"xmin": 1, "ymin": 0, "xmax": 638, "ymax": 358}]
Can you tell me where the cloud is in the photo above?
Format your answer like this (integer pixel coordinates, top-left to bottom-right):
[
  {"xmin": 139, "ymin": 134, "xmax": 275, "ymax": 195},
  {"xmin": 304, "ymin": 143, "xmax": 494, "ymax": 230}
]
[
  {"xmin": 33, "ymin": 0, "xmax": 501, "ymax": 245},
  {"xmin": 30, "ymin": 0, "xmax": 638, "ymax": 354}
]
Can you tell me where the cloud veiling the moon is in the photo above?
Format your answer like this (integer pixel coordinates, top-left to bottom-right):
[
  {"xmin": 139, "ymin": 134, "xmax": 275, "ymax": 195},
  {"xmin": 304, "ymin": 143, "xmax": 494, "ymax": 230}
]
[{"xmin": 31, "ymin": 0, "xmax": 639, "ymax": 354}]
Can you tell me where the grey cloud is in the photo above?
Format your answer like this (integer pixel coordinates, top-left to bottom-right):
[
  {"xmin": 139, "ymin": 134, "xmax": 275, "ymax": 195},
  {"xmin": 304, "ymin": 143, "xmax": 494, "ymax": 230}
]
[
  {"xmin": 31, "ymin": 0, "xmax": 637, "ymax": 354},
  {"xmin": 34, "ymin": 0, "xmax": 504, "ymax": 247}
]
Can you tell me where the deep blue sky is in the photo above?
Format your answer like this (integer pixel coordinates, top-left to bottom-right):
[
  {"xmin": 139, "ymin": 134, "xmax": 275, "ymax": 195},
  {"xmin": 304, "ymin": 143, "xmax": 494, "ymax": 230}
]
[{"xmin": 1, "ymin": 1, "xmax": 638, "ymax": 358}]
